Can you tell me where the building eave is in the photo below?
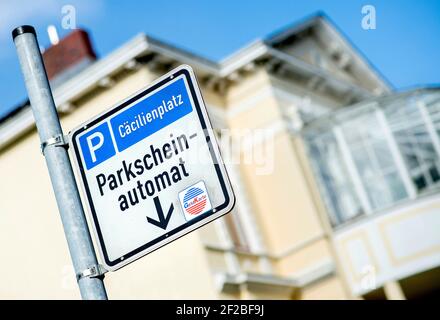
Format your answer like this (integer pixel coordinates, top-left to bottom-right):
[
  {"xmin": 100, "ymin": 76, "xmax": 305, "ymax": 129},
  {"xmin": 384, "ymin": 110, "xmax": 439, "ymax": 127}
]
[
  {"xmin": 0, "ymin": 15, "xmax": 393, "ymax": 150},
  {"xmin": 55, "ymin": 33, "xmax": 149, "ymax": 105},
  {"xmin": 145, "ymin": 35, "xmax": 220, "ymax": 76},
  {"xmin": 264, "ymin": 12, "xmax": 324, "ymax": 46},
  {"xmin": 218, "ymin": 40, "xmax": 269, "ymax": 76},
  {"xmin": 317, "ymin": 15, "xmax": 392, "ymax": 93},
  {"xmin": 215, "ymin": 272, "xmax": 298, "ymax": 295},
  {"xmin": 266, "ymin": 47, "xmax": 373, "ymax": 99},
  {"xmin": 0, "ymin": 34, "xmax": 150, "ymax": 150},
  {"xmin": 264, "ymin": 12, "xmax": 392, "ymax": 94}
]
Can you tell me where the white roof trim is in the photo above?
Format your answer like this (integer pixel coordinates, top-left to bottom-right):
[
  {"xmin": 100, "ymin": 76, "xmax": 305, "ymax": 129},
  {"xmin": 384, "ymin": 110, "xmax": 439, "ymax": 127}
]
[
  {"xmin": 54, "ymin": 34, "xmax": 149, "ymax": 105},
  {"xmin": 215, "ymin": 272, "xmax": 298, "ymax": 291},
  {"xmin": 215, "ymin": 259, "xmax": 334, "ymax": 293},
  {"xmin": 317, "ymin": 18, "xmax": 391, "ymax": 93},
  {"xmin": 145, "ymin": 37, "xmax": 219, "ymax": 75},
  {"xmin": 219, "ymin": 40, "xmax": 268, "ymax": 76},
  {"xmin": 0, "ymin": 34, "xmax": 150, "ymax": 149},
  {"xmin": 267, "ymin": 47, "xmax": 373, "ymax": 98},
  {"xmin": 0, "ymin": 21, "xmax": 386, "ymax": 150},
  {"xmin": 0, "ymin": 107, "xmax": 34, "ymax": 148}
]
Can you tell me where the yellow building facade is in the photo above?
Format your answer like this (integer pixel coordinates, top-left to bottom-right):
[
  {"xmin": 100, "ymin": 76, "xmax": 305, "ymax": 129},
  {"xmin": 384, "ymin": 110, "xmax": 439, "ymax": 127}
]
[{"xmin": 1, "ymin": 14, "xmax": 438, "ymax": 299}]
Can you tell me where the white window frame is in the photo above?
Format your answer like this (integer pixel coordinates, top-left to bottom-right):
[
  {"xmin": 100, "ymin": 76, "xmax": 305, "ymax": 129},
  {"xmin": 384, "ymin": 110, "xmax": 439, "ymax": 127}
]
[
  {"xmin": 375, "ymin": 108, "xmax": 417, "ymax": 199},
  {"xmin": 333, "ymin": 126, "xmax": 373, "ymax": 214}
]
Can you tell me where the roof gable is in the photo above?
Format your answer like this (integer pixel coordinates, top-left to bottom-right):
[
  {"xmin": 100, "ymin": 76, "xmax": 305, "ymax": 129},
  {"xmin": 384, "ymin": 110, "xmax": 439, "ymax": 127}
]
[{"xmin": 264, "ymin": 13, "xmax": 391, "ymax": 94}]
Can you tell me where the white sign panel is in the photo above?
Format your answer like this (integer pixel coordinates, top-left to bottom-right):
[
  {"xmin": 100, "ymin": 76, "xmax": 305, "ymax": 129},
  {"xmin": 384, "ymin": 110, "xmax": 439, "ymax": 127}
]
[{"xmin": 70, "ymin": 65, "xmax": 235, "ymax": 271}]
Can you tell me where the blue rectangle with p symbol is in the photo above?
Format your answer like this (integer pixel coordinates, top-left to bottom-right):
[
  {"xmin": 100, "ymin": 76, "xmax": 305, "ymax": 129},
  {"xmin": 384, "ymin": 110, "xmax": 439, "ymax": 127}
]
[{"xmin": 79, "ymin": 122, "xmax": 116, "ymax": 170}]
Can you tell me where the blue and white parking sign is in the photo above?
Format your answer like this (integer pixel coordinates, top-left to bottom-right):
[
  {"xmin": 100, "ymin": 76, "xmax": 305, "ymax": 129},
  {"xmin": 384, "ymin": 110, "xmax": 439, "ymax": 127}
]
[{"xmin": 70, "ymin": 65, "xmax": 235, "ymax": 271}]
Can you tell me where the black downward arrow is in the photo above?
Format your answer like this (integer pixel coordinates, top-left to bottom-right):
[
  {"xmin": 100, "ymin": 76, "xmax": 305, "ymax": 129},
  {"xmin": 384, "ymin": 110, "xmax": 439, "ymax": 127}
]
[{"xmin": 147, "ymin": 196, "xmax": 173, "ymax": 230}]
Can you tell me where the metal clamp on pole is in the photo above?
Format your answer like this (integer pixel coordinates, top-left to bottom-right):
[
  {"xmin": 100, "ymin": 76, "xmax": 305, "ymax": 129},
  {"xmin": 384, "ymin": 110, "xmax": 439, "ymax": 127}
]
[
  {"xmin": 76, "ymin": 264, "xmax": 108, "ymax": 282},
  {"xmin": 40, "ymin": 134, "xmax": 69, "ymax": 155}
]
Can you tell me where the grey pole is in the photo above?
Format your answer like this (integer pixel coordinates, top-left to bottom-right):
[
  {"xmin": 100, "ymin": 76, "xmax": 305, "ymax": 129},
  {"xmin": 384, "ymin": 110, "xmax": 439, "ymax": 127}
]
[{"xmin": 12, "ymin": 25, "xmax": 108, "ymax": 300}]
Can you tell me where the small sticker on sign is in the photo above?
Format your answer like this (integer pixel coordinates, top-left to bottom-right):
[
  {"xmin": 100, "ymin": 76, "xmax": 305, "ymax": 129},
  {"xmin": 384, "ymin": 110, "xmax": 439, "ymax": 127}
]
[{"xmin": 179, "ymin": 181, "xmax": 212, "ymax": 221}]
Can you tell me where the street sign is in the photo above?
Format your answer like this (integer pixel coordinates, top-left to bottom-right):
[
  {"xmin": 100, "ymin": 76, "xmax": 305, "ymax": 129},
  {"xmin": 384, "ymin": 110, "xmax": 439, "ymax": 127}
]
[{"xmin": 70, "ymin": 65, "xmax": 235, "ymax": 271}]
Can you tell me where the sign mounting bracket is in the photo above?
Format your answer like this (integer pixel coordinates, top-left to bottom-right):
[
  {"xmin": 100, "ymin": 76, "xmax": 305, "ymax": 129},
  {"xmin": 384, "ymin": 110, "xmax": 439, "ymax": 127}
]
[
  {"xmin": 40, "ymin": 134, "xmax": 69, "ymax": 154},
  {"xmin": 76, "ymin": 264, "xmax": 108, "ymax": 282}
]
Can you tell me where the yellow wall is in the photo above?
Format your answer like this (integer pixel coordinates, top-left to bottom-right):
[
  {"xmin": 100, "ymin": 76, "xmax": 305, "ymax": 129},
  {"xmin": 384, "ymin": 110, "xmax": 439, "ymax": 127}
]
[
  {"xmin": 223, "ymin": 70, "xmax": 348, "ymax": 299},
  {"xmin": 300, "ymin": 276, "xmax": 348, "ymax": 300}
]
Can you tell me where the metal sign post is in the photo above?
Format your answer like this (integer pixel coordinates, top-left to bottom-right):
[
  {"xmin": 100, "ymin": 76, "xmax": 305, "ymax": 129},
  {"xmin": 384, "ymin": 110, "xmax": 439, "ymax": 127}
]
[{"xmin": 12, "ymin": 25, "xmax": 108, "ymax": 300}]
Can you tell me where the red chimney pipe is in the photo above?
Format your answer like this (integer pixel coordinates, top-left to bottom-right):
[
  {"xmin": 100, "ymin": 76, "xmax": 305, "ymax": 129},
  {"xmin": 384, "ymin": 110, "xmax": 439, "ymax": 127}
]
[{"xmin": 43, "ymin": 29, "xmax": 96, "ymax": 81}]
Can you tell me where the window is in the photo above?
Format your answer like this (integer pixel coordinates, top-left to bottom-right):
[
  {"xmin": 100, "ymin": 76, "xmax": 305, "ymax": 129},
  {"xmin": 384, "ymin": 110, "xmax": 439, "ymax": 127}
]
[
  {"xmin": 304, "ymin": 90, "xmax": 440, "ymax": 227},
  {"xmin": 426, "ymin": 94, "xmax": 440, "ymax": 139},
  {"xmin": 307, "ymin": 131, "xmax": 363, "ymax": 225},
  {"xmin": 385, "ymin": 95, "xmax": 440, "ymax": 192},
  {"xmin": 341, "ymin": 113, "xmax": 408, "ymax": 210}
]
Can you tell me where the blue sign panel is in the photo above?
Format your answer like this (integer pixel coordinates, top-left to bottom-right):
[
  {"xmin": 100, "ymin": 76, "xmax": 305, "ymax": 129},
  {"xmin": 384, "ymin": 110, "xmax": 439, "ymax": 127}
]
[
  {"xmin": 111, "ymin": 77, "xmax": 192, "ymax": 152},
  {"xmin": 78, "ymin": 77, "xmax": 192, "ymax": 170}
]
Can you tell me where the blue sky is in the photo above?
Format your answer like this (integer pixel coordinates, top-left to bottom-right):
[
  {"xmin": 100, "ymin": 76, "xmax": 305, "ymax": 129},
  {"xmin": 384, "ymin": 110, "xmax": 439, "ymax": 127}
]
[{"xmin": 1, "ymin": 0, "xmax": 439, "ymax": 118}]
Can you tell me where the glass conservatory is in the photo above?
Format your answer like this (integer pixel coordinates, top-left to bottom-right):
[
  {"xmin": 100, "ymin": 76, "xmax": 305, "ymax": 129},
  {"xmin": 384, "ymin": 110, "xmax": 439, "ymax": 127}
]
[{"xmin": 303, "ymin": 88, "xmax": 440, "ymax": 227}]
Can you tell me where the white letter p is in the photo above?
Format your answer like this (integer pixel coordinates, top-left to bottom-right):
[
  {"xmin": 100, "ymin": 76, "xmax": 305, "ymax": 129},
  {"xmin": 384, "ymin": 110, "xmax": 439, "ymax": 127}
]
[{"xmin": 87, "ymin": 132, "xmax": 105, "ymax": 163}]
